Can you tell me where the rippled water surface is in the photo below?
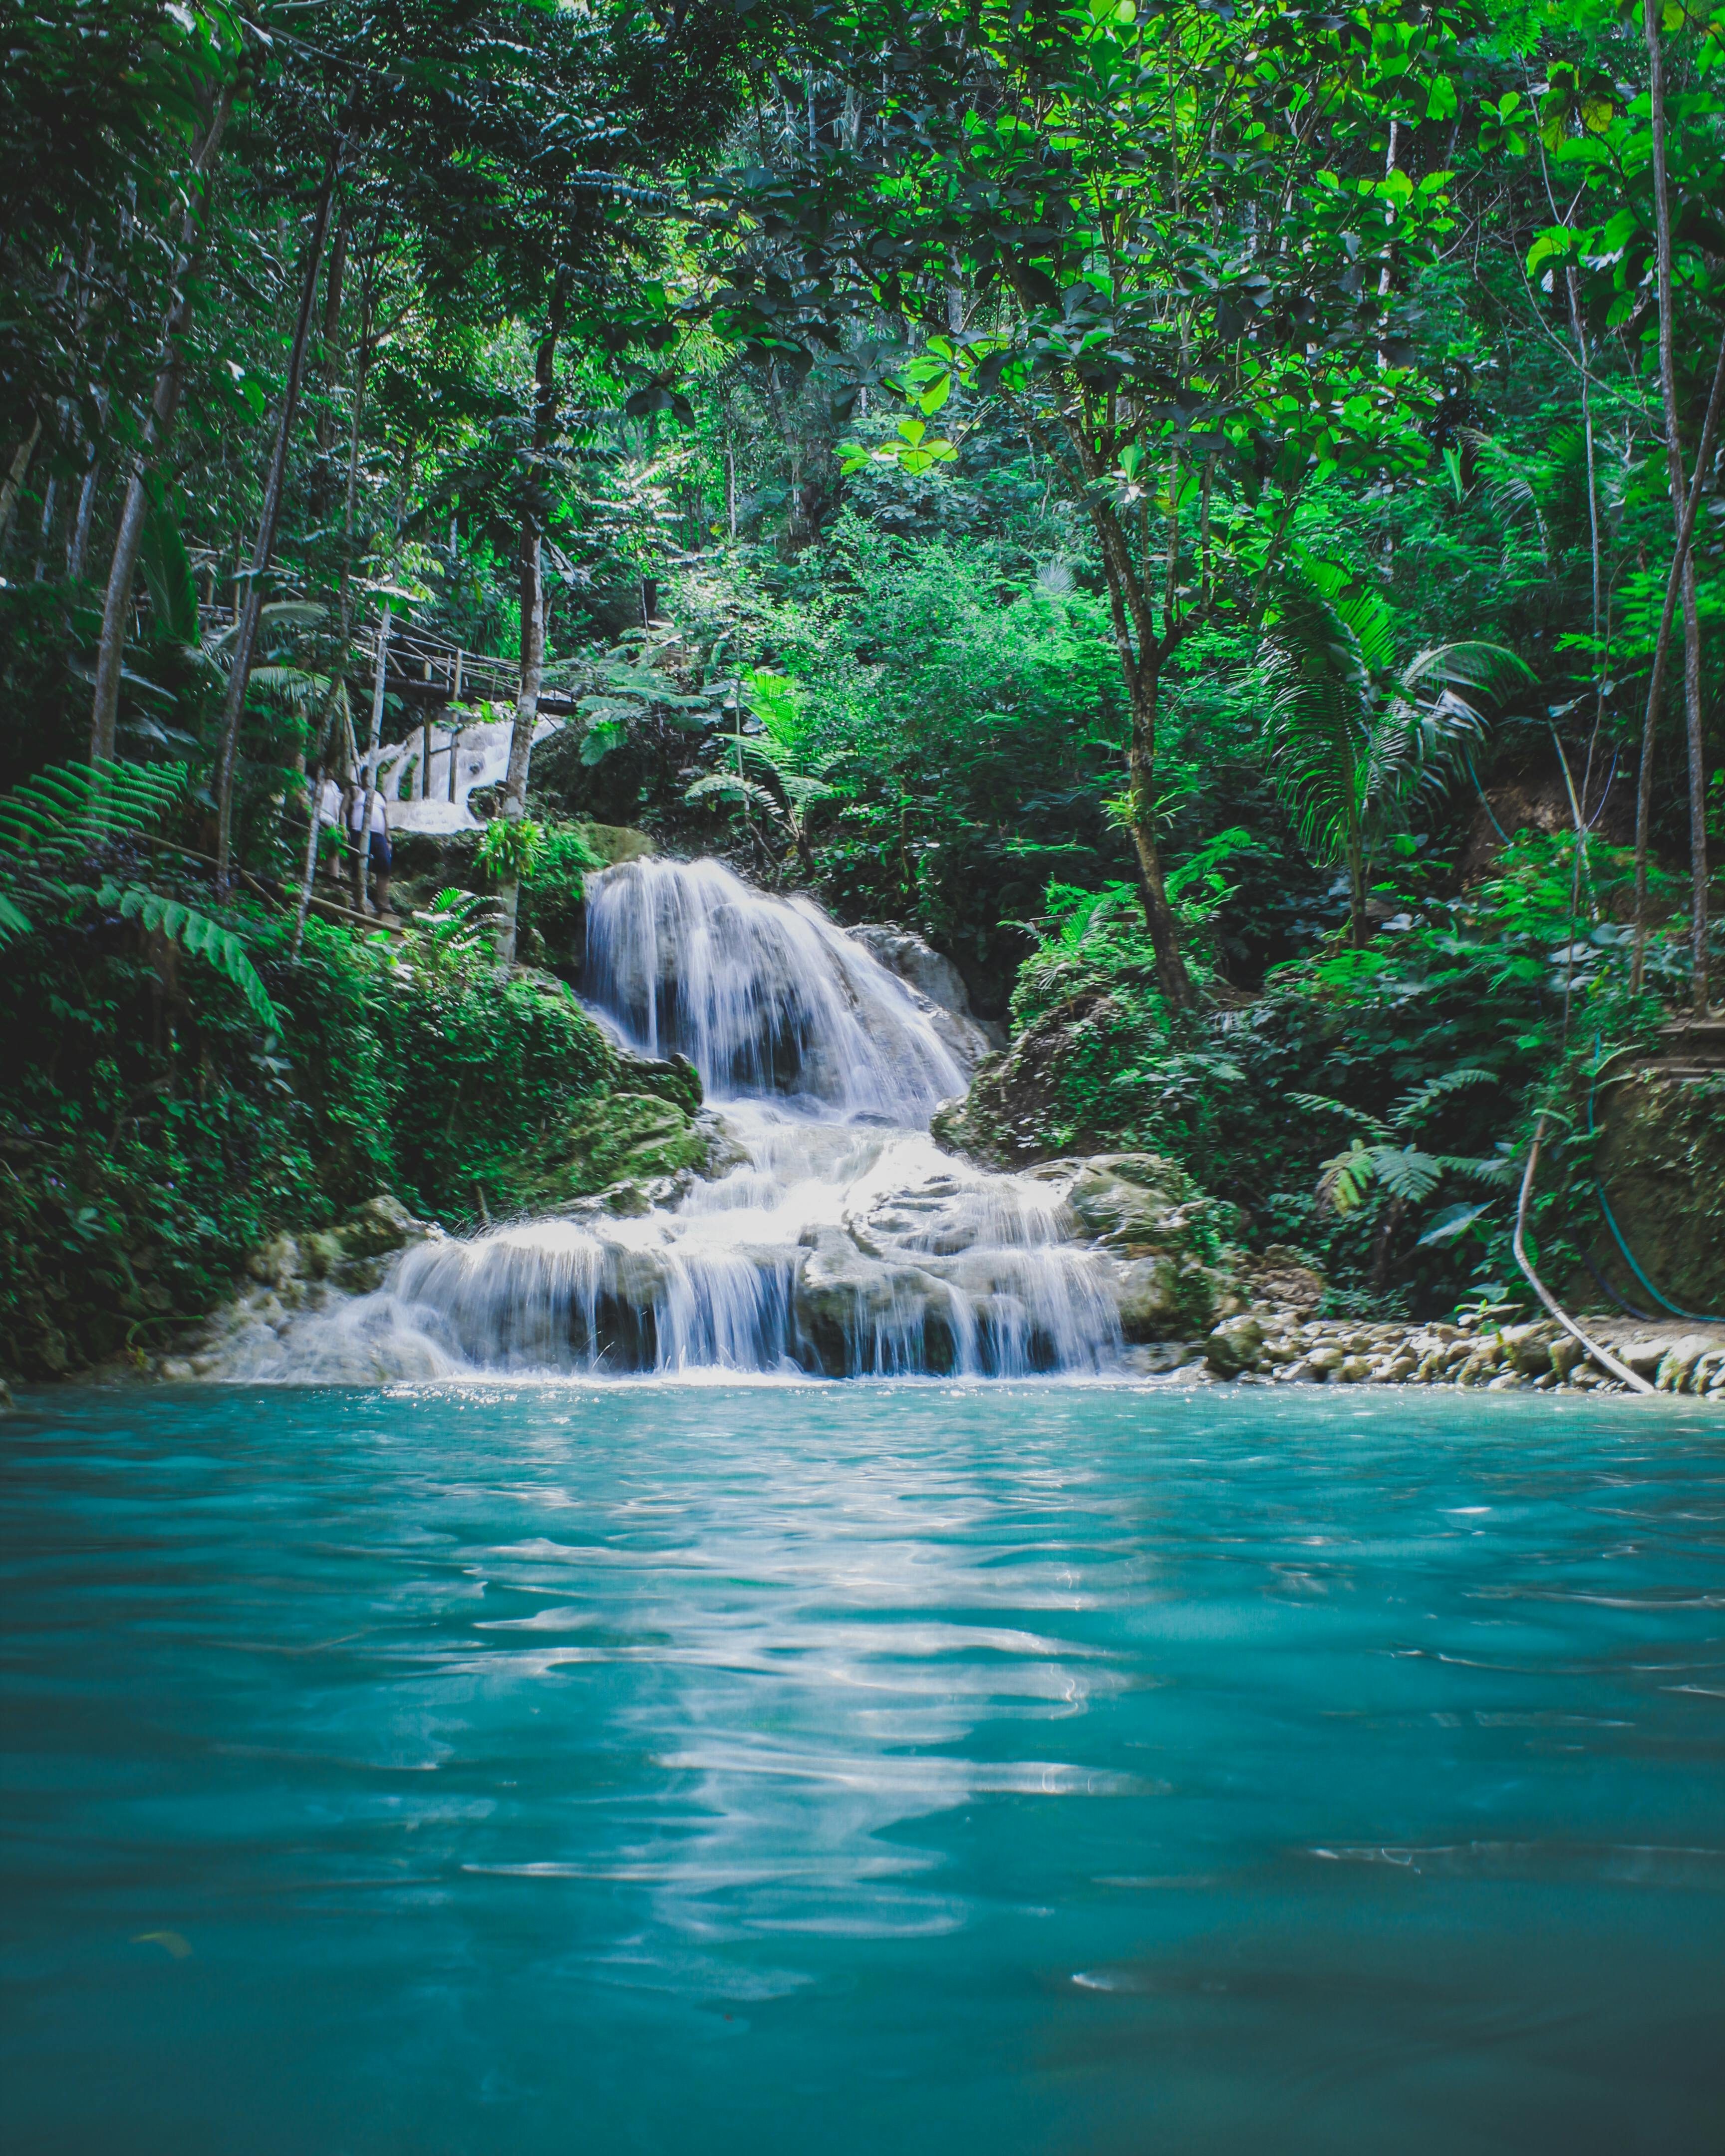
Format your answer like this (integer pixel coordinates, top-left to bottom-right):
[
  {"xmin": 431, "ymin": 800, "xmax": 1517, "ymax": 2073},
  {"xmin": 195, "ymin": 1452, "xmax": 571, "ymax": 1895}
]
[{"xmin": 3, "ymin": 1382, "xmax": 1723, "ymax": 2154}]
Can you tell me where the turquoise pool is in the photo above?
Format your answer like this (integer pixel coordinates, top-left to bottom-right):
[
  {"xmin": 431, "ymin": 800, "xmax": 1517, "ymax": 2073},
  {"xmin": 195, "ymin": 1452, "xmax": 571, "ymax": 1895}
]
[{"xmin": 2, "ymin": 1381, "xmax": 1722, "ymax": 2152}]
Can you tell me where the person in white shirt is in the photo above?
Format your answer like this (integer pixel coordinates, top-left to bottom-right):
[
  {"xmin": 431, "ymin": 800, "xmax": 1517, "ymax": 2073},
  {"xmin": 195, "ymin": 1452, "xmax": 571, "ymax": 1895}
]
[{"xmin": 348, "ymin": 785, "xmax": 393, "ymax": 914}]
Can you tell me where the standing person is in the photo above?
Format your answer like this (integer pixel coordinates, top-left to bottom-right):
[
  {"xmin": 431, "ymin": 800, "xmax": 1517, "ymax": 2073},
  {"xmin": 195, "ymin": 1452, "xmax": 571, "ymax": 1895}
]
[
  {"xmin": 349, "ymin": 783, "xmax": 394, "ymax": 915},
  {"xmin": 316, "ymin": 776, "xmax": 344, "ymax": 884}
]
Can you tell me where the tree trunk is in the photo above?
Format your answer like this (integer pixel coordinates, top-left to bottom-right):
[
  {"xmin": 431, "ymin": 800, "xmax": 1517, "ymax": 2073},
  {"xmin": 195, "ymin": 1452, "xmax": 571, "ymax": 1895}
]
[
  {"xmin": 212, "ymin": 136, "xmax": 344, "ymax": 887},
  {"xmin": 88, "ymin": 88, "xmax": 232, "ymax": 761},
  {"xmin": 494, "ymin": 290, "xmax": 564, "ymax": 970},
  {"xmin": 0, "ymin": 419, "xmax": 44, "ymax": 556},
  {"xmin": 354, "ymin": 603, "xmax": 392, "ymax": 913},
  {"xmin": 1640, "ymin": 0, "xmax": 1712, "ymax": 1013},
  {"xmin": 67, "ymin": 455, "xmax": 101, "ymax": 582},
  {"xmin": 1123, "ymin": 671, "xmax": 1196, "ymax": 1009},
  {"xmin": 1628, "ymin": 439, "xmax": 1719, "ymax": 991},
  {"xmin": 311, "ymin": 200, "xmax": 353, "ymax": 496}
]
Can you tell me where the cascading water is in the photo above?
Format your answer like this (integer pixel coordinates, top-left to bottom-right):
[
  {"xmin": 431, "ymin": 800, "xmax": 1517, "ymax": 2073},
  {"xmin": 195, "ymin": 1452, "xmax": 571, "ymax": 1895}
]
[
  {"xmin": 236, "ymin": 859, "xmax": 1134, "ymax": 1381},
  {"xmin": 582, "ymin": 856, "xmax": 966, "ymax": 1119}
]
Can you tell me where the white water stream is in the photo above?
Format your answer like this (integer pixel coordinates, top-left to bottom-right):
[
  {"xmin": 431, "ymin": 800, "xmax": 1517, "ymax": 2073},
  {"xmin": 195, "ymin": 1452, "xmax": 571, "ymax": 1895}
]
[{"xmin": 234, "ymin": 859, "xmax": 1131, "ymax": 1380}]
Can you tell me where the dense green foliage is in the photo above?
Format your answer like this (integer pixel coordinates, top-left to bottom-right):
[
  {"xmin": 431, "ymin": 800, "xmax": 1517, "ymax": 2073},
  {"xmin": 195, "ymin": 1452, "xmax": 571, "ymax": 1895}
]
[
  {"xmin": 0, "ymin": 877, "xmax": 708, "ymax": 1376},
  {"xmin": 1, "ymin": 0, "xmax": 1723, "ymax": 1371}
]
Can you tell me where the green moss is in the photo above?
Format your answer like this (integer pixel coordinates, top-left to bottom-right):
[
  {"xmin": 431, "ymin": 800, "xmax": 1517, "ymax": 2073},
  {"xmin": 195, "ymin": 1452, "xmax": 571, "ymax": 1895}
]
[{"xmin": 508, "ymin": 1092, "xmax": 716, "ymax": 1211}]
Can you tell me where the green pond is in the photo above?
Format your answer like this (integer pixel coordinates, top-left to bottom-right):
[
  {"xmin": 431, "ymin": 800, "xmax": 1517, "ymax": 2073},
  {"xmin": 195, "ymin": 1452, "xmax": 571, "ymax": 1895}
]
[{"xmin": 2, "ymin": 1380, "xmax": 1722, "ymax": 2153}]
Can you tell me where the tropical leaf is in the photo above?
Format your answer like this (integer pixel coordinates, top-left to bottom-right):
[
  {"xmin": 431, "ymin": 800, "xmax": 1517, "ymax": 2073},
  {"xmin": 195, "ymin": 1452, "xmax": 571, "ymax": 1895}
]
[
  {"xmin": 0, "ymin": 889, "xmax": 34, "ymax": 945},
  {"xmin": 1417, "ymin": 1202, "xmax": 1492, "ymax": 1248},
  {"xmin": 1317, "ymin": 1137, "xmax": 1378, "ymax": 1213},
  {"xmin": 104, "ymin": 882, "xmax": 281, "ymax": 1029},
  {"xmin": 1388, "ymin": 1065, "xmax": 1498, "ymax": 1128},
  {"xmin": 0, "ymin": 759, "xmax": 186, "ymax": 864},
  {"xmin": 138, "ymin": 500, "xmax": 200, "ymax": 644}
]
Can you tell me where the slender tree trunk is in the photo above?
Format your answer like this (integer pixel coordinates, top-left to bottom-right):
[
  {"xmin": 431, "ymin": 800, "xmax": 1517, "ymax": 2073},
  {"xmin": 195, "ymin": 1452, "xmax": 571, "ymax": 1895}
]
[
  {"xmin": 212, "ymin": 137, "xmax": 344, "ymax": 888},
  {"xmin": 88, "ymin": 88, "xmax": 232, "ymax": 760},
  {"xmin": 67, "ymin": 454, "xmax": 101, "ymax": 582},
  {"xmin": 494, "ymin": 288, "xmax": 565, "ymax": 969},
  {"xmin": 1122, "ymin": 669, "xmax": 1196, "ymax": 1009},
  {"xmin": 292, "ymin": 270, "xmax": 376, "ymax": 962},
  {"xmin": 1347, "ymin": 818, "xmax": 1368, "ymax": 951},
  {"xmin": 354, "ymin": 604, "xmax": 392, "ymax": 913},
  {"xmin": 1640, "ymin": 0, "xmax": 1712, "ymax": 1012},
  {"xmin": 0, "ymin": 419, "xmax": 44, "ymax": 557},
  {"xmin": 1627, "ymin": 338, "xmax": 1725, "ymax": 991}
]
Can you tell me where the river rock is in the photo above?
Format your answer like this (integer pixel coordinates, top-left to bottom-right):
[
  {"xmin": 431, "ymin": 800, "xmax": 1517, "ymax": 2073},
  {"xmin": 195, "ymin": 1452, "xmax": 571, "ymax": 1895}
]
[
  {"xmin": 1240, "ymin": 1245, "xmax": 1326, "ymax": 1316},
  {"xmin": 1206, "ymin": 1314, "xmax": 1264, "ymax": 1377},
  {"xmin": 793, "ymin": 1226, "xmax": 952, "ymax": 1373},
  {"xmin": 849, "ymin": 926, "xmax": 1006, "ymax": 1056},
  {"xmin": 1655, "ymin": 1334, "xmax": 1714, "ymax": 1391},
  {"xmin": 1116, "ymin": 1255, "xmax": 1182, "ymax": 1341}
]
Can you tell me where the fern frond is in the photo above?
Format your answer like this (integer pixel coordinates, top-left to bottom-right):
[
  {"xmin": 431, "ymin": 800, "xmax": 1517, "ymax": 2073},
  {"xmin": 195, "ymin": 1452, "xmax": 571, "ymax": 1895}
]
[
  {"xmin": 683, "ymin": 772, "xmax": 778, "ymax": 809},
  {"xmin": 1318, "ymin": 1138, "xmax": 1377, "ymax": 1213},
  {"xmin": 1388, "ymin": 1065, "xmax": 1498, "ymax": 1128},
  {"xmin": 1438, "ymin": 1151, "xmax": 1522, "ymax": 1188},
  {"xmin": 779, "ymin": 773, "xmax": 837, "ymax": 804},
  {"xmin": 103, "ymin": 882, "xmax": 281, "ymax": 1029},
  {"xmin": 1289, "ymin": 1089, "xmax": 1375, "ymax": 1126},
  {"xmin": 1370, "ymin": 1145, "xmax": 1444, "ymax": 1204},
  {"xmin": 0, "ymin": 759, "xmax": 186, "ymax": 864}
]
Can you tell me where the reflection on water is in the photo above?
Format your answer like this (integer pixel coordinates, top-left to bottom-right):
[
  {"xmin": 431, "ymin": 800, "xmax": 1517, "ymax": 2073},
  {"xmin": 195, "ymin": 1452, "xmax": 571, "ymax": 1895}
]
[{"xmin": 2, "ymin": 1383, "xmax": 1722, "ymax": 2155}]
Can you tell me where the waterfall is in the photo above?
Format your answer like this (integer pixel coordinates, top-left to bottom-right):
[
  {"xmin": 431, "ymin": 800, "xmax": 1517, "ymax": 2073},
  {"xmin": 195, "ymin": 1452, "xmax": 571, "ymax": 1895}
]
[
  {"xmin": 582, "ymin": 857, "xmax": 965, "ymax": 1119},
  {"xmin": 229, "ymin": 859, "xmax": 1133, "ymax": 1381}
]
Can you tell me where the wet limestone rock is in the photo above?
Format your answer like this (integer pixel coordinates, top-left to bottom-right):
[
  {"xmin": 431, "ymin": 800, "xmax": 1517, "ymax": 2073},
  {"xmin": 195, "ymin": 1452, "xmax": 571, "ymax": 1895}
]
[
  {"xmin": 1022, "ymin": 1151, "xmax": 1246, "ymax": 1341},
  {"xmin": 158, "ymin": 1194, "xmax": 443, "ymax": 1376},
  {"xmin": 849, "ymin": 925, "xmax": 1005, "ymax": 1063},
  {"xmin": 1115, "ymin": 1255, "xmax": 1183, "ymax": 1339},
  {"xmin": 1206, "ymin": 1314, "xmax": 1265, "ymax": 1377},
  {"xmin": 793, "ymin": 1226, "xmax": 953, "ymax": 1372}
]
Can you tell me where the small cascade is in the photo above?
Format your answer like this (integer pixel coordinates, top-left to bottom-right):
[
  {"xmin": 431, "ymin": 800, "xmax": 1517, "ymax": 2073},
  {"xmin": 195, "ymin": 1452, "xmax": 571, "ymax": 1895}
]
[
  {"xmin": 582, "ymin": 857, "xmax": 965, "ymax": 1119},
  {"xmin": 234, "ymin": 859, "xmax": 1137, "ymax": 1381}
]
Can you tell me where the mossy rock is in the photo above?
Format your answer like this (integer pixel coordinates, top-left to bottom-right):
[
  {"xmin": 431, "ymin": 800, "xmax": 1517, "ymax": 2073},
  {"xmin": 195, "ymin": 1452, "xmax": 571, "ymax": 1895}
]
[
  {"xmin": 931, "ymin": 992, "xmax": 1132, "ymax": 1166},
  {"xmin": 1582, "ymin": 1070, "xmax": 1725, "ymax": 1315},
  {"xmin": 510, "ymin": 1092, "xmax": 715, "ymax": 1212},
  {"xmin": 583, "ymin": 823, "xmax": 655, "ymax": 865}
]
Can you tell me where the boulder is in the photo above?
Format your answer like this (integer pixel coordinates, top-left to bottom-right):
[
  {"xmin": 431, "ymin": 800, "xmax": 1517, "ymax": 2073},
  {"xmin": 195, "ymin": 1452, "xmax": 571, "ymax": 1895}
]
[
  {"xmin": 793, "ymin": 1226, "xmax": 953, "ymax": 1373},
  {"xmin": 1059, "ymin": 1153, "xmax": 1194, "ymax": 1247},
  {"xmin": 1241, "ymin": 1245, "xmax": 1326, "ymax": 1316},
  {"xmin": 245, "ymin": 1234, "xmax": 302, "ymax": 1291},
  {"xmin": 1206, "ymin": 1314, "xmax": 1265, "ymax": 1377},
  {"xmin": 1116, "ymin": 1255, "xmax": 1182, "ymax": 1341},
  {"xmin": 1655, "ymin": 1334, "xmax": 1714, "ymax": 1391},
  {"xmin": 849, "ymin": 925, "xmax": 1006, "ymax": 1053},
  {"xmin": 339, "ymin": 1194, "xmax": 431, "ymax": 1259}
]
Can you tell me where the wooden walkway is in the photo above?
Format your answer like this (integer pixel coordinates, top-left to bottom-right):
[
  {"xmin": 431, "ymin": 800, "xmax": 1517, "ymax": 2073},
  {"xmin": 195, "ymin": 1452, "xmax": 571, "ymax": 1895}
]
[{"xmin": 199, "ymin": 607, "xmax": 584, "ymax": 717}]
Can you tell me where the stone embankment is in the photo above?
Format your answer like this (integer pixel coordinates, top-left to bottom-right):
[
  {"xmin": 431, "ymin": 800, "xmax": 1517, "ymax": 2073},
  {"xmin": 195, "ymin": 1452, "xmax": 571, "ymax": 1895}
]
[{"xmin": 1141, "ymin": 1308, "xmax": 1725, "ymax": 1399}]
